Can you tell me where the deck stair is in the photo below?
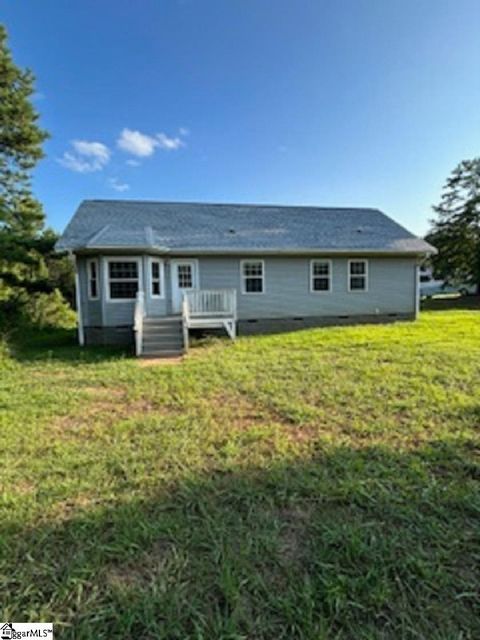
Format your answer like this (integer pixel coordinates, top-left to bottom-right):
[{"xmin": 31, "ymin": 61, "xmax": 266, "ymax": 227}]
[
  {"xmin": 134, "ymin": 288, "xmax": 237, "ymax": 357},
  {"xmin": 141, "ymin": 316, "xmax": 184, "ymax": 357}
]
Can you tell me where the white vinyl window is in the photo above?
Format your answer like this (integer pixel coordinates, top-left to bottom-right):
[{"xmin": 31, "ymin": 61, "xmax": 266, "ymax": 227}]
[
  {"xmin": 241, "ymin": 260, "xmax": 264, "ymax": 294},
  {"xmin": 149, "ymin": 258, "xmax": 164, "ymax": 298},
  {"xmin": 106, "ymin": 259, "xmax": 140, "ymax": 301},
  {"xmin": 311, "ymin": 260, "xmax": 332, "ymax": 292},
  {"xmin": 87, "ymin": 258, "xmax": 99, "ymax": 300},
  {"xmin": 348, "ymin": 259, "xmax": 368, "ymax": 292}
]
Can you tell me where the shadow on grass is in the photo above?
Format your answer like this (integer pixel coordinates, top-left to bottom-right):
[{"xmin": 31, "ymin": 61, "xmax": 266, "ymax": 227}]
[
  {"xmin": 4, "ymin": 443, "xmax": 479, "ymax": 639},
  {"xmin": 5, "ymin": 327, "xmax": 132, "ymax": 364},
  {"xmin": 421, "ymin": 294, "xmax": 480, "ymax": 312}
]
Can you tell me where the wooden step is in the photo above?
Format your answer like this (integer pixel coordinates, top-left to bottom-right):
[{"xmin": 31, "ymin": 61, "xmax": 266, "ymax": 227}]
[
  {"xmin": 144, "ymin": 316, "xmax": 182, "ymax": 325},
  {"xmin": 143, "ymin": 339, "xmax": 184, "ymax": 350},
  {"xmin": 143, "ymin": 331, "xmax": 183, "ymax": 340},
  {"xmin": 141, "ymin": 349, "xmax": 184, "ymax": 358},
  {"xmin": 141, "ymin": 316, "xmax": 184, "ymax": 357}
]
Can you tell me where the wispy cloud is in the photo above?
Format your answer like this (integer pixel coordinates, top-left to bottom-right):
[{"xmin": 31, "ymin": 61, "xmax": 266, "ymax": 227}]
[
  {"xmin": 117, "ymin": 128, "xmax": 185, "ymax": 157},
  {"xmin": 108, "ymin": 177, "xmax": 130, "ymax": 192},
  {"xmin": 58, "ymin": 140, "xmax": 111, "ymax": 173},
  {"xmin": 179, "ymin": 127, "xmax": 190, "ymax": 137},
  {"xmin": 59, "ymin": 127, "xmax": 186, "ymax": 174},
  {"xmin": 156, "ymin": 132, "xmax": 184, "ymax": 150}
]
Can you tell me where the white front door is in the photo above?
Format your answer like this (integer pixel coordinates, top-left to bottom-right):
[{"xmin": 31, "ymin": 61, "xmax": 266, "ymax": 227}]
[{"xmin": 171, "ymin": 260, "xmax": 198, "ymax": 313}]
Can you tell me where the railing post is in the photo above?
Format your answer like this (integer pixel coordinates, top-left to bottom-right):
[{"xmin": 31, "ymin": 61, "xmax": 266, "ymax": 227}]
[
  {"xmin": 182, "ymin": 293, "xmax": 190, "ymax": 353},
  {"xmin": 134, "ymin": 290, "xmax": 145, "ymax": 356}
]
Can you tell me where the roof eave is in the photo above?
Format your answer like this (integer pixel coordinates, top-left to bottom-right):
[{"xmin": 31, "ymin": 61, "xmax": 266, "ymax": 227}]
[
  {"xmin": 169, "ymin": 248, "xmax": 436, "ymax": 256},
  {"xmin": 65, "ymin": 245, "xmax": 436, "ymax": 257}
]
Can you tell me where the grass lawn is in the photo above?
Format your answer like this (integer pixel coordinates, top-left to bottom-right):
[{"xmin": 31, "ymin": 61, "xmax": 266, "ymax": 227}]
[{"xmin": 1, "ymin": 309, "xmax": 479, "ymax": 639}]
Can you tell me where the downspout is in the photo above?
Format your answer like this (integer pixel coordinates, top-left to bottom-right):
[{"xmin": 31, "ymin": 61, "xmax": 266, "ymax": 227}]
[{"xmin": 71, "ymin": 253, "xmax": 85, "ymax": 346}]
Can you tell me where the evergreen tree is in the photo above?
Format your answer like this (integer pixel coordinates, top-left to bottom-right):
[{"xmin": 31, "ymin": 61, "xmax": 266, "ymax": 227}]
[
  {"xmin": 0, "ymin": 24, "xmax": 48, "ymax": 227},
  {"xmin": 426, "ymin": 158, "xmax": 480, "ymax": 293},
  {"xmin": 0, "ymin": 24, "xmax": 62, "ymax": 315}
]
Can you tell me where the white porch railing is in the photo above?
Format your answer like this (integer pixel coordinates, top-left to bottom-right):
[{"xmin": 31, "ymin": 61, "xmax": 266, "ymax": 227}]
[
  {"xmin": 182, "ymin": 288, "xmax": 237, "ymax": 351},
  {"xmin": 133, "ymin": 290, "xmax": 145, "ymax": 356},
  {"xmin": 185, "ymin": 289, "xmax": 237, "ymax": 317}
]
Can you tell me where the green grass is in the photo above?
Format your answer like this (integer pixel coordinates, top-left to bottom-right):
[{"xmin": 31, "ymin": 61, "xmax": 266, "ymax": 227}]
[{"xmin": 1, "ymin": 310, "xmax": 479, "ymax": 639}]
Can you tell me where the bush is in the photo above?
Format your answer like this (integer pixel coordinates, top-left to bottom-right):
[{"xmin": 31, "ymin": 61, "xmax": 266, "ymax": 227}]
[
  {"xmin": 23, "ymin": 289, "xmax": 76, "ymax": 329},
  {"xmin": 0, "ymin": 288, "xmax": 76, "ymax": 333}
]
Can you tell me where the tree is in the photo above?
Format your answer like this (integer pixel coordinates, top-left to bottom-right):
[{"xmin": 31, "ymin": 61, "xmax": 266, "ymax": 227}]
[
  {"xmin": 0, "ymin": 24, "xmax": 74, "ymax": 325},
  {"xmin": 0, "ymin": 24, "xmax": 48, "ymax": 228},
  {"xmin": 426, "ymin": 158, "xmax": 480, "ymax": 293}
]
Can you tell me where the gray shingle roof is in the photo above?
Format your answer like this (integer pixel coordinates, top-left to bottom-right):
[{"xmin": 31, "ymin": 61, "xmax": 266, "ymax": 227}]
[{"xmin": 56, "ymin": 200, "xmax": 435, "ymax": 255}]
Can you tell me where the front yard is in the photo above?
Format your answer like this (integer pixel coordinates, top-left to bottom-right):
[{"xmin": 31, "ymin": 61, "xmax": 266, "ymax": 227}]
[{"xmin": 1, "ymin": 310, "xmax": 479, "ymax": 639}]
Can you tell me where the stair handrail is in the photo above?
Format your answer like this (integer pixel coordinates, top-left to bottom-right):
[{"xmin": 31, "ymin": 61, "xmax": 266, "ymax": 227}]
[{"xmin": 134, "ymin": 290, "xmax": 145, "ymax": 356}]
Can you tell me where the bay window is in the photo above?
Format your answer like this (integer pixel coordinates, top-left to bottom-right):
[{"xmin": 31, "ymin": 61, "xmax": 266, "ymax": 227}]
[{"xmin": 107, "ymin": 259, "xmax": 140, "ymax": 300}]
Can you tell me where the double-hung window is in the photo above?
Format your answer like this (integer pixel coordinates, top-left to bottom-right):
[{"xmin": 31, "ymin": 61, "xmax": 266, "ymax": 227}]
[
  {"xmin": 241, "ymin": 260, "xmax": 264, "ymax": 294},
  {"xmin": 311, "ymin": 260, "xmax": 331, "ymax": 292},
  {"xmin": 149, "ymin": 258, "xmax": 164, "ymax": 298},
  {"xmin": 87, "ymin": 258, "xmax": 99, "ymax": 299},
  {"xmin": 348, "ymin": 260, "xmax": 368, "ymax": 292},
  {"xmin": 107, "ymin": 259, "xmax": 140, "ymax": 300}
]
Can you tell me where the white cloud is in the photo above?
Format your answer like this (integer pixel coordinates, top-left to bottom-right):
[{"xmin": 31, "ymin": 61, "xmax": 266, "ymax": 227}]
[
  {"xmin": 156, "ymin": 132, "xmax": 184, "ymax": 150},
  {"xmin": 117, "ymin": 127, "xmax": 185, "ymax": 157},
  {"xmin": 179, "ymin": 127, "xmax": 190, "ymax": 136},
  {"xmin": 117, "ymin": 128, "xmax": 158, "ymax": 157},
  {"xmin": 108, "ymin": 177, "xmax": 130, "ymax": 192},
  {"xmin": 58, "ymin": 140, "xmax": 110, "ymax": 173},
  {"xmin": 126, "ymin": 159, "xmax": 141, "ymax": 167}
]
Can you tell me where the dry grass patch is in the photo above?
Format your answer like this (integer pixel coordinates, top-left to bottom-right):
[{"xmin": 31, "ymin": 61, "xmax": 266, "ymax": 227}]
[
  {"xmin": 104, "ymin": 540, "xmax": 174, "ymax": 591},
  {"xmin": 138, "ymin": 356, "xmax": 184, "ymax": 367},
  {"xmin": 277, "ymin": 504, "xmax": 313, "ymax": 567}
]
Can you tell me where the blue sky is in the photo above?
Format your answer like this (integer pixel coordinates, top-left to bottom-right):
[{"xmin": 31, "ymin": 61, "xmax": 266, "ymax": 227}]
[{"xmin": 2, "ymin": 0, "xmax": 479, "ymax": 236}]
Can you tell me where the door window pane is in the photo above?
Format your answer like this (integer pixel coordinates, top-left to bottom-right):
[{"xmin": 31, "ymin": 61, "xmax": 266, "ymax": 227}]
[{"xmin": 178, "ymin": 265, "xmax": 193, "ymax": 288}]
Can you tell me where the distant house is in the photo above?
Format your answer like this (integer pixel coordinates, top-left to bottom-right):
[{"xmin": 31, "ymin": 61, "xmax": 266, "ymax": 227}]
[{"xmin": 56, "ymin": 200, "xmax": 435, "ymax": 356}]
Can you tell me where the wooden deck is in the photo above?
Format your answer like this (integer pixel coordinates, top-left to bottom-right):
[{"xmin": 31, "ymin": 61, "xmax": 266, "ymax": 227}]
[
  {"xmin": 182, "ymin": 289, "xmax": 237, "ymax": 350},
  {"xmin": 134, "ymin": 289, "xmax": 237, "ymax": 356}
]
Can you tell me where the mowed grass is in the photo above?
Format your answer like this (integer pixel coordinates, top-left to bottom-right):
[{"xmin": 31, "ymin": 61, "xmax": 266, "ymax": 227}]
[{"xmin": 1, "ymin": 310, "xmax": 479, "ymax": 639}]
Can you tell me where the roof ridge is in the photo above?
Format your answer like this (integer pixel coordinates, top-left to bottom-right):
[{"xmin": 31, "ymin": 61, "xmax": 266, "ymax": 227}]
[{"xmin": 83, "ymin": 198, "xmax": 381, "ymax": 212}]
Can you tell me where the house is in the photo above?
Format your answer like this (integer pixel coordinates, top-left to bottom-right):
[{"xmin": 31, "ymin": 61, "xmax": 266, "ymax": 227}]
[
  {"xmin": 1, "ymin": 623, "xmax": 13, "ymax": 640},
  {"xmin": 56, "ymin": 200, "xmax": 436, "ymax": 357}
]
